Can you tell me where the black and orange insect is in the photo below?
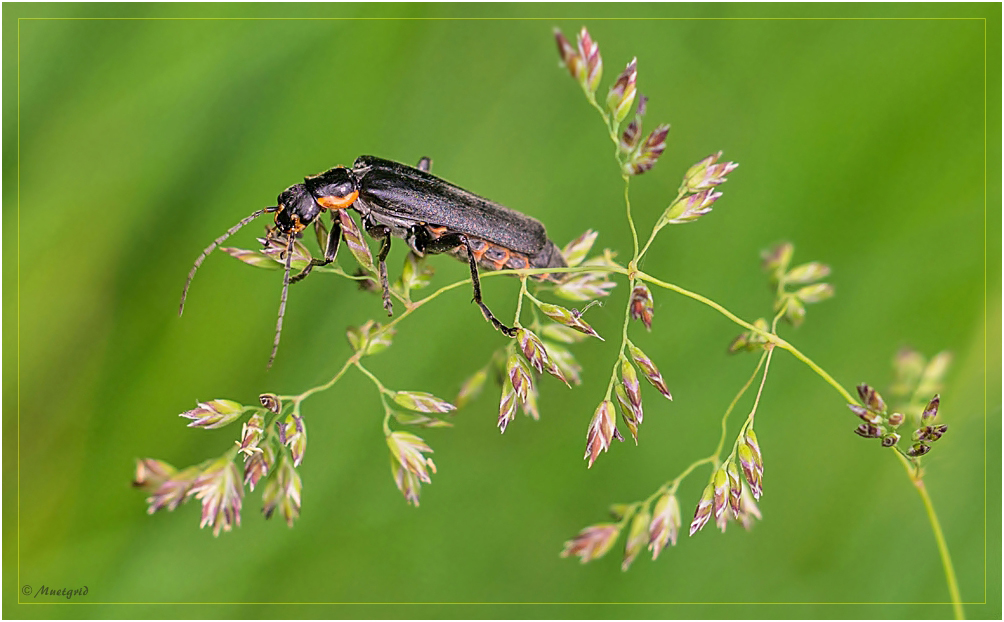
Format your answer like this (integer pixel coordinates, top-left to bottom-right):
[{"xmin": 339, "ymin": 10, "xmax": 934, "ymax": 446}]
[{"xmin": 179, "ymin": 156, "xmax": 566, "ymax": 367}]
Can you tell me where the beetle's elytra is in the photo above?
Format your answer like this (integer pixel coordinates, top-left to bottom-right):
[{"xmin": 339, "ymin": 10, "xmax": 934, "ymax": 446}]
[{"xmin": 180, "ymin": 156, "xmax": 567, "ymax": 367}]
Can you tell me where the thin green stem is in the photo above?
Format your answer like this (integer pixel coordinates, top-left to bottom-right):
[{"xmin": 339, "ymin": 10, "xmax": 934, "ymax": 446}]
[
  {"xmin": 514, "ymin": 275, "xmax": 529, "ymax": 326},
  {"xmin": 604, "ymin": 309, "xmax": 632, "ymax": 401},
  {"xmin": 603, "ymin": 369, "xmax": 618, "ymax": 401},
  {"xmin": 771, "ymin": 335, "xmax": 856, "ymax": 405},
  {"xmin": 667, "ymin": 457, "xmax": 716, "ymax": 496},
  {"xmin": 615, "ymin": 502, "xmax": 640, "ymax": 530},
  {"xmin": 637, "ymin": 188, "xmax": 686, "ymax": 260},
  {"xmin": 640, "ymin": 484, "xmax": 669, "ymax": 507},
  {"xmin": 586, "ymin": 96, "xmax": 618, "ymax": 149},
  {"xmin": 521, "ymin": 288, "xmax": 544, "ymax": 308},
  {"xmin": 603, "ymin": 173, "xmax": 641, "ymax": 402},
  {"xmin": 894, "ymin": 451, "xmax": 964, "ymax": 619},
  {"xmin": 713, "ymin": 351, "xmax": 768, "ymax": 458},
  {"xmin": 658, "ymin": 346, "xmax": 770, "ymax": 507},
  {"xmin": 314, "ymin": 265, "xmax": 409, "ymax": 305},
  {"xmin": 635, "ymin": 269, "xmax": 857, "ymax": 405},
  {"xmin": 292, "ymin": 278, "xmax": 472, "ymax": 404},
  {"xmin": 771, "ymin": 299, "xmax": 788, "ymax": 333},
  {"xmin": 528, "ymin": 294, "xmax": 543, "ymax": 331},
  {"xmin": 635, "ymin": 270, "xmax": 759, "ymax": 332},
  {"xmin": 315, "ymin": 265, "xmax": 376, "ymax": 281},
  {"xmin": 355, "ymin": 361, "xmax": 394, "ymax": 435},
  {"xmin": 354, "ymin": 361, "xmax": 390, "ymax": 395},
  {"xmin": 623, "ymin": 176, "xmax": 639, "ymax": 260},
  {"xmin": 290, "ymin": 355, "xmax": 356, "ymax": 405},
  {"xmin": 520, "ymin": 262, "xmax": 856, "ymax": 428},
  {"xmin": 604, "ymin": 271, "xmax": 637, "ymax": 400},
  {"xmin": 746, "ymin": 345, "xmax": 775, "ymax": 427},
  {"xmin": 637, "ymin": 228, "xmax": 659, "ymax": 262},
  {"xmin": 633, "ymin": 456, "xmax": 715, "ymax": 512}
]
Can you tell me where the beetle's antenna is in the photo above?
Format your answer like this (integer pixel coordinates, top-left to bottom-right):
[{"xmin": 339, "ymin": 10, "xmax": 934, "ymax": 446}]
[
  {"xmin": 179, "ymin": 206, "xmax": 279, "ymax": 316},
  {"xmin": 268, "ymin": 234, "xmax": 295, "ymax": 370}
]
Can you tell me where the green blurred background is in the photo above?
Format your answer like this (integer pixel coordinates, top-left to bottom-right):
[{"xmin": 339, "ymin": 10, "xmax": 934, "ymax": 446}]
[{"xmin": 3, "ymin": 3, "xmax": 1000, "ymax": 619}]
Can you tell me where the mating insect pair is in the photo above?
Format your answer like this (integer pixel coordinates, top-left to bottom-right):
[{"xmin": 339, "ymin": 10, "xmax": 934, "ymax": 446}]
[{"xmin": 179, "ymin": 156, "xmax": 567, "ymax": 367}]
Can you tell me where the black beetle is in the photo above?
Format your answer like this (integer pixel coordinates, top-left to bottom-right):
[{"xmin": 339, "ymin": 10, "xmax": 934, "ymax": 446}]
[{"xmin": 180, "ymin": 156, "xmax": 567, "ymax": 367}]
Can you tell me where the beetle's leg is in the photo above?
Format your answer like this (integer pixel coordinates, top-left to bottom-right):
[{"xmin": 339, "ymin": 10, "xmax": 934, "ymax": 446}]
[
  {"xmin": 323, "ymin": 215, "xmax": 342, "ymax": 260},
  {"xmin": 406, "ymin": 224, "xmax": 431, "ymax": 257},
  {"xmin": 376, "ymin": 236, "xmax": 393, "ymax": 315},
  {"xmin": 463, "ymin": 238, "xmax": 516, "ymax": 337},
  {"xmin": 405, "ymin": 223, "xmax": 433, "ymax": 256},
  {"xmin": 417, "ymin": 157, "xmax": 432, "ymax": 173},
  {"xmin": 425, "ymin": 232, "xmax": 515, "ymax": 337},
  {"xmin": 268, "ymin": 234, "xmax": 296, "ymax": 370},
  {"xmin": 290, "ymin": 216, "xmax": 342, "ymax": 284},
  {"xmin": 361, "ymin": 216, "xmax": 394, "ymax": 315}
]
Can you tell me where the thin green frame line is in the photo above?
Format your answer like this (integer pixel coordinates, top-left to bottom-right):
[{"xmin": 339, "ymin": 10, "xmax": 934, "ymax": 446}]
[{"xmin": 11, "ymin": 12, "xmax": 991, "ymax": 609}]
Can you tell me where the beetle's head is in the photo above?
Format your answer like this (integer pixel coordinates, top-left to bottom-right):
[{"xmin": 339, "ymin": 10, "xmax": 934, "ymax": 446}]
[
  {"xmin": 273, "ymin": 183, "xmax": 321, "ymax": 235},
  {"xmin": 304, "ymin": 166, "xmax": 359, "ymax": 210}
]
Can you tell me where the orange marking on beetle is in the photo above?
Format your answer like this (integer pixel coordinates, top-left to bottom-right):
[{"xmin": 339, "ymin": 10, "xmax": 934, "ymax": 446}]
[
  {"xmin": 427, "ymin": 225, "xmax": 448, "ymax": 238},
  {"xmin": 317, "ymin": 190, "xmax": 359, "ymax": 209}
]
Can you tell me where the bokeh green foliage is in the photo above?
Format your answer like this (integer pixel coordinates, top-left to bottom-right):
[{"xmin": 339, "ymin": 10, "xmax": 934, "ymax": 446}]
[{"xmin": 3, "ymin": 3, "xmax": 1000, "ymax": 618}]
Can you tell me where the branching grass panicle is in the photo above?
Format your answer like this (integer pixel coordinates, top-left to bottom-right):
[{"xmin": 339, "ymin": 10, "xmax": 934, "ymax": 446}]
[{"xmin": 132, "ymin": 27, "xmax": 963, "ymax": 620}]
